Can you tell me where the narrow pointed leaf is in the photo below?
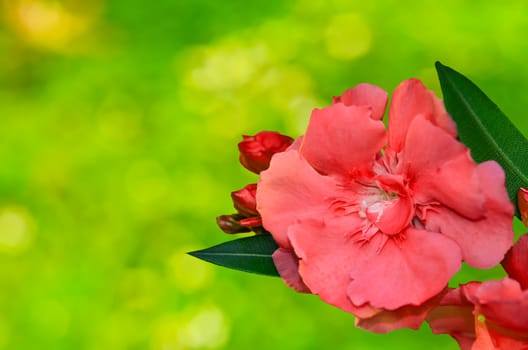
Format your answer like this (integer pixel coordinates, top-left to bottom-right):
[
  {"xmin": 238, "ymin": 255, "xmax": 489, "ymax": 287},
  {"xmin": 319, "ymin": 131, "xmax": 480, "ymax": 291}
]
[
  {"xmin": 435, "ymin": 62, "xmax": 528, "ymax": 216},
  {"xmin": 188, "ymin": 234, "xmax": 279, "ymax": 276}
]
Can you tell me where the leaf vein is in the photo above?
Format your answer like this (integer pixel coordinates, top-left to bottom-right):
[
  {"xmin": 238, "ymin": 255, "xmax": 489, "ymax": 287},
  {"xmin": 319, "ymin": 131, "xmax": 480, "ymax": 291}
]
[{"xmin": 446, "ymin": 73, "xmax": 528, "ymax": 186}]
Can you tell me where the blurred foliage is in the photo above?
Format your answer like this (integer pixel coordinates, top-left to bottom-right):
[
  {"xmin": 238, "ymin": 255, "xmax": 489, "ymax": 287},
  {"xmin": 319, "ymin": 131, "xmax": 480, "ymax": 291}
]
[{"xmin": 0, "ymin": 0, "xmax": 527, "ymax": 349}]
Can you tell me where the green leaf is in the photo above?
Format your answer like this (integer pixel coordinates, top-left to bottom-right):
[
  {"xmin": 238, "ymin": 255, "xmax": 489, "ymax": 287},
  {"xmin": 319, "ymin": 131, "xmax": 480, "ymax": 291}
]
[
  {"xmin": 188, "ymin": 234, "xmax": 280, "ymax": 276},
  {"xmin": 435, "ymin": 62, "xmax": 528, "ymax": 216}
]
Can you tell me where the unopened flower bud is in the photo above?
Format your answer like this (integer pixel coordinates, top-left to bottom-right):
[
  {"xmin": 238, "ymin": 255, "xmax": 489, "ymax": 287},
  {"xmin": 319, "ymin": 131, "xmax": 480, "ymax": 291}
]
[
  {"xmin": 518, "ymin": 188, "xmax": 528, "ymax": 227},
  {"xmin": 231, "ymin": 184, "xmax": 258, "ymax": 217},
  {"xmin": 238, "ymin": 131, "xmax": 294, "ymax": 174},
  {"xmin": 216, "ymin": 214, "xmax": 251, "ymax": 234},
  {"xmin": 239, "ymin": 216, "xmax": 262, "ymax": 227},
  {"xmin": 502, "ymin": 233, "xmax": 528, "ymax": 290}
]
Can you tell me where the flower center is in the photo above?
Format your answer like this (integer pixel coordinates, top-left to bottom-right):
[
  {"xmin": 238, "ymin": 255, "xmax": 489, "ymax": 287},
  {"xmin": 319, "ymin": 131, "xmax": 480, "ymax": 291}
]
[
  {"xmin": 330, "ymin": 173, "xmax": 414, "ymax": 241},
  {"xmin": 358, "ymin": 188, "xmax": 398, "ymax": 220},
  {"xmin": 363, "ymin": 186, "xmax": 412, "ymax": 236}
]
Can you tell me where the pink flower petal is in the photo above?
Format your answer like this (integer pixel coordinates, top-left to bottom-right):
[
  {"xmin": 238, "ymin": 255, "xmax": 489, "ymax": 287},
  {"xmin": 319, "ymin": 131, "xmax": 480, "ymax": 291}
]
[
  {"xmin": 388, "ymin": 79, "xmax": 458, "ymax": 152},
  {"xmin": 356, "ymin": 289, "xmax": 447, "ymax": 334},
  {"xmin": 428, "ymin": 90, "xmax": 458, "ymax": 138},
  {"xmin": 469, "ymin": 278, "xmax": 524, "ymax": 303},
  {"xmin": 502, "ymin": 234, "xmax": 528, "ymax": 290},
  {"xmin": 346, "ymin": 227, "xmax": 461, "ymax": 310},
  {"xmin": 402, "ymin": 115, "xmax": 484, "ymax": 219},
  {"xmin": 367, "ymin": 194, "xmax": 413, "ymax": 236},
  {"xmin": 468, "ymin": 279, "xmax": 528, "ymax": 336},
  {"xmin": 453, "ymin": 335, "xmax": 477, "ymax": 350},
  {"xmin": 388, "ymin": 79, "xmax": 436, "ymax": 152},
  {"xmin": 370, "ymin": 174, "xmax": 414, "ymax": 235},
  {"xmin": 272, "ymin": 248, "xmax": 310, "ymax": 293},
  {"xmin": 426, "ymin": 287, "xmax": 476, "ymax": 342},
  {"xmin": 288, "ymin": 218, "xmax": 380, "ymax": 318},
  {"xmin": 423, "ymin": 161, "xmax": 514, "ymax": 269},
  {"xmin": 300, "ymin": 103, "xmax": 386, "ymax": 178},
  {"xmin": 412, "ymin": 152, "xmax": 484, "ymax": 220},
  {"xmin": 402, "ymin": 115, "xmax": 466, "ymax": 171},
  {"xmin": 290, "ymin": 218, "xmax": 461, "ymax": 312},
  {"xmin": 428, "ymin": 281, "xmax": 528, "ymax": 350},
  {"xmin": 334, "ymin": 83, "xmax": 389, "ymax": 120},
  {"xmin": 471, "ymin": 314, "xmax": 497, "ymax": 350},
  {"xmin": 287, "ymin": 136, "xmax": 303, "ymax": 151},
  {"xmin": 474, "ymin": 325, "xmax": 528, "ymax": 350},
  {"xmin": 426, "ymin": 284, "xmax": 482, "ymax": 350},
  {"xmin": 256, "ymin": 150, "xmax": 339, "ymax": 249}
]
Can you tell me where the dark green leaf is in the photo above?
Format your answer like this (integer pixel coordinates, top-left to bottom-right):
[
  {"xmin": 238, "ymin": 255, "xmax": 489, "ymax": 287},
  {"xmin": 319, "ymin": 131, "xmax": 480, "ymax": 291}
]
[
  {"xmin": 188, "ymin": 234, "xmax": 280, "ymax": 276},
  {"xmin": 435, "ymin": 62, "xmax": 528, "ymax": 216}
]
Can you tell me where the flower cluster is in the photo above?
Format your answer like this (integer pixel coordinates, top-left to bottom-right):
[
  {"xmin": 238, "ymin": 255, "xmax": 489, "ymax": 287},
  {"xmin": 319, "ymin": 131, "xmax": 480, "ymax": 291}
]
[
  {"xmin": 427, "ymin": 234, "xmax": 528, "ymax": 349},
  {"xmin": 216, "ymin": 132, "xmax": 293, "ymax": 234},
  {"xmin": 214, "ymin": 78, "xmax": 525, "ymax": 349}
]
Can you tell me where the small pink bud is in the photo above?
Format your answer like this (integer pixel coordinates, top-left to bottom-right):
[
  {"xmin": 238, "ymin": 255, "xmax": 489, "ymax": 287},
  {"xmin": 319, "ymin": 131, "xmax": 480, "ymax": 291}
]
[
  {"xmin": 231, "ymin": 184, "xmax": 258, "ymax": 217},
  {"xmin": 518, "ymin": 188, "xmax": 528, "ymax": 227},
  {"xmin": 238, "ymin": 131, "xmax": 294, "ymax": 174}
]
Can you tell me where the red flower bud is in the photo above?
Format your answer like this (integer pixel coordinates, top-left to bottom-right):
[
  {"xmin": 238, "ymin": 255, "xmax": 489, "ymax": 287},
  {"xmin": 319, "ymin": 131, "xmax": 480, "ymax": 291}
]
[
  {"xmin": 518, "ymin": 188, "xmax": 528, "ymax": 227},
  {"xmin": 502, "ymin": 233, "xmax": 528, "ymax": 290},
  {"xmin": 217, "ymin": 184, "xmax": 266, "ymax": 234},
  {"xmin": 231, "ymin": 184, "xmax": 258, "ymax": 217},
  {"xmin": 238, "ymin": 131, "xmax": 294, "ymax": 174},
  {"xmin": 239, "ymin": 216, "xmax": 262, "ymax": 227},
  {"xmin": 216, "ymin": 214, "xmax": 251, "ymax": 234}
]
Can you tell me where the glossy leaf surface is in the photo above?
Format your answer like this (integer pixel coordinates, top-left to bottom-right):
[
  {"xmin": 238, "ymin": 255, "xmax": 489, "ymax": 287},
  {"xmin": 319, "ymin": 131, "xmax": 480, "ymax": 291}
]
[{"xmin": 188, "ymin": 234, "xmax": 280, "ymax": 276}]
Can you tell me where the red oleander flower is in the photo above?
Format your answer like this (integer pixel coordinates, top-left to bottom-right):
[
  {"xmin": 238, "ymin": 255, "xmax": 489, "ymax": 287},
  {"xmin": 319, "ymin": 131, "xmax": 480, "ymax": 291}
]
[
  {"xmin": 256, "ymin": 79, "xmax": 514, "ymax": 320},
  {"xmin": 239, "ymin": 131, "xmax": 294, "ymax": 174},
  {"xmin": 427, "ymin": 279, "xmax": 528, "ymax": 350}
]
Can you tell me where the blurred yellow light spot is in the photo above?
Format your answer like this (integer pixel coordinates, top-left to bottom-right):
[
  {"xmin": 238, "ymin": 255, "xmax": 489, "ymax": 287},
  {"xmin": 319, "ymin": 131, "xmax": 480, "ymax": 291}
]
[
  {"xmin": 181, "ymin": 307, "xmax": 229, "ymax": 349},
  {"xmin": 3, "ymin": 0, "xmax": 101, "ymax": 51},
  {"xmin": 168, "ymin": 250, "xmax": 212, "ymax": 292},
  {"xmin": 0, "ymin": 206, "xmax": 34, "ymax": 253},
  {"xmin": 18, "ymin": 1, "xmax": 61, "ymax": 31},
  {"xmin": 189, "ymin": 43, "xmax": 269, "ymax": 91},
  {"xmin": 262, "ymin": 66, "xmax": 318, "ymax": 131},
  {"xmin": 153, "ymin": 306, "xmax": 230, "ymax": 350},
  {"xmin": 260, "ymin": 65, "xmax": 312, "ymax": 93},
  {"xmin": 325, "ymin": 13, "xmax": 372, "ymax": 60},
  {"xmin": 288, "ymin": 95, "xmax": 320, "ymax": 134}
]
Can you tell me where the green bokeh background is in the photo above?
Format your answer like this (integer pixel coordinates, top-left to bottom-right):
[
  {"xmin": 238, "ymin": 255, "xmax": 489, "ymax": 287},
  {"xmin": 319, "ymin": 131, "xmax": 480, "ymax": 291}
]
[{"xmin": 0, "ymin": 1, "xmax": 527, "ymax": 349}]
